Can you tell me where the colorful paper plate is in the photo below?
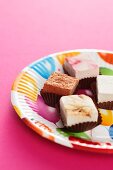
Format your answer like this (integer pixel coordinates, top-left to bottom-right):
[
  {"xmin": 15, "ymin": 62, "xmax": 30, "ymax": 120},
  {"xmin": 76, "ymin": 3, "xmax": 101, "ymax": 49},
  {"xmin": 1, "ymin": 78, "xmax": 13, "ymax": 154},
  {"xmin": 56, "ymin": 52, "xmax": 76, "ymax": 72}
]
[{"xmin": 11, "ymin": 49, "xmax": 113, "ymax": 153}]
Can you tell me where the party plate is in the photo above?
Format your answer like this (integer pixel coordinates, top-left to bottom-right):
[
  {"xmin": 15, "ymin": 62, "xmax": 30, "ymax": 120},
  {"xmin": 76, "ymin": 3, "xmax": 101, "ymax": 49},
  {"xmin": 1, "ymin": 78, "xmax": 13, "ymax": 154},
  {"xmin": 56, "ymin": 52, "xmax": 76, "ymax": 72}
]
[{"xmin": 11, "ymin": 49, "xmax": 113, "ymax": 153}]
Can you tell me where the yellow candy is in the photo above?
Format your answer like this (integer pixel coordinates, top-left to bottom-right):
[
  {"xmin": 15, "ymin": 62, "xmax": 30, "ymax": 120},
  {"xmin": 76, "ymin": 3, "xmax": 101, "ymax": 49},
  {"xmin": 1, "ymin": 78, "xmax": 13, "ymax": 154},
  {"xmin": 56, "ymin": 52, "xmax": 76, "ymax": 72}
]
[{"xmin": 99, "ymin": 109, "xmax": 113, "ymax": 126}]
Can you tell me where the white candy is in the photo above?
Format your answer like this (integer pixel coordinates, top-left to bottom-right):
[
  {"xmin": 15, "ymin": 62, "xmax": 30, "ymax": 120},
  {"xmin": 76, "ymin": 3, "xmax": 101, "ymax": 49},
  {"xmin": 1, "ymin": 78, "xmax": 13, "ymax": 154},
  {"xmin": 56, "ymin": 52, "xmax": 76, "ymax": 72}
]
[
  {"xmin": 60, "ymin": 95, "xmax": 98, "ymax": 127},
  {"xmin": 64, "ymin": 57, "xmax": 99, "ymax": 80},
  {"xmin": 97, "ymin": 75, "xmax": 113, "ymax": 103}
]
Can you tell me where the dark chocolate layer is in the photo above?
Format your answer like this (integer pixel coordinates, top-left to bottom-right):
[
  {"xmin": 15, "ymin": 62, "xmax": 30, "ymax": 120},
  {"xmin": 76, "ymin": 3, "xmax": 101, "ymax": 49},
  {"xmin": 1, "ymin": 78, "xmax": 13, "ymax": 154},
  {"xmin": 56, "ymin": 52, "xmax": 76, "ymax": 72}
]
[
  {"xmin": 98, "ymin": 101, "xmax": 113, "ymax": 110},
  {"xmin": 40, "ymin": 91, "xmax": 62, "ymax": 107},
  {"xmin": 63, "ymin": 66, "xmax": 96, "ymax": 89},
  {"xmin": 60, "ymin": 108, "xmax": 102, "ymax": 133}
]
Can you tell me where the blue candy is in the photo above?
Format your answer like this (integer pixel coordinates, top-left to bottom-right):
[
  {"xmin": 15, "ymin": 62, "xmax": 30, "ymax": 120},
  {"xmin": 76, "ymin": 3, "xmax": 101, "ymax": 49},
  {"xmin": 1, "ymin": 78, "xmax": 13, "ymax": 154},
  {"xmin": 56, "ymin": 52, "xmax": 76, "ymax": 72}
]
[{"xmin": 109, "ymin": 125, "xmax": 113, "ymax": 139}]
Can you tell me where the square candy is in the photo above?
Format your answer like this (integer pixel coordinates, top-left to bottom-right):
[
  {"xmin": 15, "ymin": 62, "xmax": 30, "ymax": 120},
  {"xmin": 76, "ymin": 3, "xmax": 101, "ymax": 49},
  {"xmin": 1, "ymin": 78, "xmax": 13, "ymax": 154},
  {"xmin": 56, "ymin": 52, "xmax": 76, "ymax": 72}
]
[
  {"xmin": 64, "ymin": 57, "xmax": 99, "ymax": 80},
  {"xmin": 60, "ymin": 95, "xmax": 98, "ymax": 127},
  {"xmin": 97, "ymin": 75, "xmax": 113, "ymax": 103},
  {"xmin": 42, "ymin": 72, "xmax": 79, "ymax": 96}
]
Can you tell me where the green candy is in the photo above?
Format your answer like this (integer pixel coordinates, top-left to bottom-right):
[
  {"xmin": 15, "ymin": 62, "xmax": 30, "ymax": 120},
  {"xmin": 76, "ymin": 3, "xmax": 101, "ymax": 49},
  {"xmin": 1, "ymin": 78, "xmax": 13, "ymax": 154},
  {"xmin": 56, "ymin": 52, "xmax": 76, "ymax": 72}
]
[
  {"xmin": 100, "ymin": 67, "xmax": 113, "ymax": 75},
  {"xmin": 56, "ymin": 128, "xmax": 90, "ymax": 140}
]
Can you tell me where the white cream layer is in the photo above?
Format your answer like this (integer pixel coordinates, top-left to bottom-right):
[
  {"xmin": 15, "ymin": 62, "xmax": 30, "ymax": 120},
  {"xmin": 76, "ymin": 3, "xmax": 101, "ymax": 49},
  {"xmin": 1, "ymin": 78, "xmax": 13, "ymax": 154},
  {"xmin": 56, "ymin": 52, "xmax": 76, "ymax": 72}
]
[
  {"xmin": 60, "ymin": 95, "xmax": 98, "ymax": 126},
  {"xmin": 97, "ymin": 75, "xmax": 113, "ymax": 103}
]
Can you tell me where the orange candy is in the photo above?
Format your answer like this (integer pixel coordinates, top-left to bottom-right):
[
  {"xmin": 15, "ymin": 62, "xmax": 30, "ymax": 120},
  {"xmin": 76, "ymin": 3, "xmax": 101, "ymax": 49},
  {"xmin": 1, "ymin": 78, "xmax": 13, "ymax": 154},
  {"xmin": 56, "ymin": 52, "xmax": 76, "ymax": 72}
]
[
  {"xmin": 99, "ymin": 109, "xmax": 113, "ymax": 126},
  {"xmin": 98, "ymin": 52, "xmax": 113, "ymax": 64}
]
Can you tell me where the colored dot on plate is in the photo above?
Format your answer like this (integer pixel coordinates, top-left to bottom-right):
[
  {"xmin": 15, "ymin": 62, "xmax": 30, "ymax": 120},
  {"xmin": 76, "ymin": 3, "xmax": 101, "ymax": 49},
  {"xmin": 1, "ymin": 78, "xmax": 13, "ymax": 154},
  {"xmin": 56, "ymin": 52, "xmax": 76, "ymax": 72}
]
[
  {"xmin": 98, "ymin": 52, "xmax": 113, "ymax": 64},
  {"xmin": 100, "ymin": 67, "xmax": 113, "ymax": 75},
  {"xmin": 100, "ymin": 110, "xmax": 113, "ymax": 126},
  {"xmin": 109, "ymin": 125, "xmax": 113, "ymax": 139}
]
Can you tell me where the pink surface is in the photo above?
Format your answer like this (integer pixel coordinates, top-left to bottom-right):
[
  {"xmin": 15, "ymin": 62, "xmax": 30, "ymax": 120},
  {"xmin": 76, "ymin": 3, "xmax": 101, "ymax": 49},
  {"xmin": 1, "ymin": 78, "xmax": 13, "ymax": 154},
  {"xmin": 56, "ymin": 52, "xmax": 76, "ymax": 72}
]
[{"xmin": 1, "ymin": 0, "xmax": 113, "ymax": 169}]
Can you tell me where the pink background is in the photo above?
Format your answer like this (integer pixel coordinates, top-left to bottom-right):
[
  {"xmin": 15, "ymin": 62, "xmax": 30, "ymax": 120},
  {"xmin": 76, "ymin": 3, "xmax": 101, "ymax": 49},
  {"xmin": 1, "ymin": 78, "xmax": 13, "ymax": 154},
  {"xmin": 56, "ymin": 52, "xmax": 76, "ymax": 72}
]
[{"xmin": 1, "ymin": 0, "xmax": 113, "ymax": 169}]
